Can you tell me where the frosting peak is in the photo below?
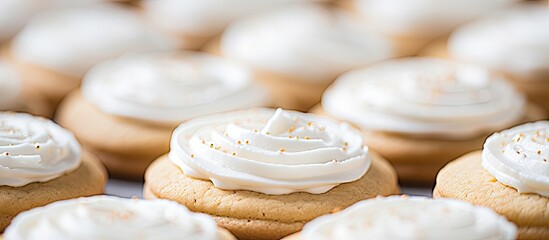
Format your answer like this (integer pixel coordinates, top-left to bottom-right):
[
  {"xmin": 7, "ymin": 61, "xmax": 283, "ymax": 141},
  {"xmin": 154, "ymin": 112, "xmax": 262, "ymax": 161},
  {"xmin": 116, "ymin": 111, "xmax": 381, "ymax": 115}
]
[
  {"xmin": 82, "ymin": 52, "xmax": 268, "ymax": 124},
  {"xmin": 169, "ymin": 108, "xmax": 371, "ymax": 195},
  {"xmin": 482, "ymin": 121, "xmax": 549, "ymax": 197},
  {"xmin": 4, "ymin": 196, "xmax": 233, "ymax": 240},
  {"xmin": 302, "ymin": 196, "xmax": 517, "ymax": 240},
  {"xmin": 0, "ymin": 112, "xmax": 81, "ymax": 187},
  {"xmin": 322, "ymin": 58, "xmax": 525, "ymax": 139}
]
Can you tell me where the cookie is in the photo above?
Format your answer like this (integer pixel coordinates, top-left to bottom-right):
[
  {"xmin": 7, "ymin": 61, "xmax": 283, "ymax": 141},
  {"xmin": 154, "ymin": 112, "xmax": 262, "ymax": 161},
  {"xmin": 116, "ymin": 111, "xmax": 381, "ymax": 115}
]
[
  {"xmin": 318, "ymin": 57, "xmax": 547, "ymax": 185},
  {"xmin": 3, "ymin": 195, "xmax": 236, "ymax": 240},
  {"xmin": 144, "ymin": 153, "xmax": 399, "ymax": 240},
  {"xmin": 143, "ymin": 108, "xmax": 399, "ymax": 240},
  {"xmin": 283, "ymin": 196, "xmax": 516, "ymax": 240},
  {"xmin": 434, "ymin": 151, "xmax": 549, "ymax": 239}
]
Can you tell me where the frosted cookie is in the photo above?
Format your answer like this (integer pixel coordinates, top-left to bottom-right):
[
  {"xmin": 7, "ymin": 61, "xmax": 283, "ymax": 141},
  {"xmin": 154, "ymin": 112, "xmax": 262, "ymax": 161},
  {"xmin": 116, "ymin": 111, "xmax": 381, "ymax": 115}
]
[
  {"xmin": 3, "ymin": 196, "xmax": 235, "ymax": 240},
  {"xmin": 284, "ymin": 196, "xmax": 517, "ymax": 240},
  {"xmin": 0, "ymin": 112, "xmax": 106, "ymax": 232},
  {"xmin": 3, "ymin": 4, "xmax": 178, "ymax": 113},
  {"xmin": 220, "ymin": 3, "xmax": 404, "ymax": 111},
  {"xmin": 351, "ymin": 0, "xmax": 517, "ymax": 53},
  {"xmin": 449, "ymin": 3, "xmax": 549, "ymax": 113},
  {"xmin": 141, "ymin": 0, "xmax": 303, "ymax": 50},
  {"xmin": 434, "ymin": 121, "xmax": 549, "ymax": 239},
  {"xmin": 56, "ymin": 52, "xmax": 269, "ymax": 179},
  {"xmin": 316, "ymin": 57, "xmax": 546, "ymax": 184},
  {"xmin": 144, "ymin": 108, "xmax": 399, "ymax": 240}
]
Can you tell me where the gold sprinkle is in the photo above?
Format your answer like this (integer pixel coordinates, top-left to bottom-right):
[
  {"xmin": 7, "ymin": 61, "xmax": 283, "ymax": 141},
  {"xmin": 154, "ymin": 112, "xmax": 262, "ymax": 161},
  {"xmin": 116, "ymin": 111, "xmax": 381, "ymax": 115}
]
[
  {"xmin": 215, "ymin": 146, "xmax": 221, "ymax": 150},
  {"xmin": 342, "ymin": 147, "xmax": 347, "ymax": 151},
  {"xmin": 232, "ymin": 152, "xmax": 237, "ymax": 156},
  {"xmin": 288, "ymin": 126, "xmax": 295, "ymax": 133},
  {"xmin": 279, "ymin": 148, "xmax": 286, "ymax": 153},
  {"xmin": 3, "ymin": 152, "xmax": 9, "ymax": 156},
  {"xmin": 538, "ymin": 150, "xmax": 542, "ymax": 155},
  {"xmin": 344, "ymin": 142, "xmax": 348, "ymax": 146},
  {"xmin": 489, "ymin": 178, "xmax": 497, "ymax": 182},
  {"xmin": 35, "ymin": 144, "xmax": 40, "ymax": 150},
  {"xmin": 245, "ymin": 140, "xmax": 250, "ymax": 144},
  {"xmin": 190, "ymin": 154, "xmax": 195, "ymax": 158},
  {"xmin": 201, "ymin": 139, "xmax": 205, "ymax": 144},
  {"xmin": 253, "ymin": 129, "xmax": 259, "ymax": 133},
  {"xmin": 225, "ymin": 132, "xmax": 229, "ymax": 137},
  {"xmin": 289, "ymin": 135, "xmax": 293, "ymax": 139},
  {"xmin": 237, "ymin": 140, "xmax": 242, "ymax": 144},
  {"xmin": 304, "ymin": 136, "xmax": 310, "ymax": 140},
  {"xmin": 519, "ymin": 132, "xmax": 524, "ymax": 137},
  {"xmin": 307, "ymin": 122, "xmax": 312, "ymax": 126},
  {"xmin": 210, "ymin": 143, "xmax": 214, "ymax": 148},
  {"xmin": 266, "ymin": 132, "xmax": 271, "ymax": 135}
]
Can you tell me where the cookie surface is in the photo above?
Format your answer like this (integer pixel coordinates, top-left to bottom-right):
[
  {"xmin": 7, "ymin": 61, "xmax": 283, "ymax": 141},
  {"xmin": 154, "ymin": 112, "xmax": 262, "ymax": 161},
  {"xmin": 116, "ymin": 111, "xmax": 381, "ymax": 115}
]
[
  {"xmin": 434, "ymin": 151, "xmax": 549, "ymax": 239},
  {"xmin": 144, "ymin": 153, "xmax": 399, "ymax": 240},
  {"xmin": 0, "ymin": 152, "xmax": 107, "ymax": 232},
  {"xmin": 56, "ymin": 91, "xmax": 174, "ymax": 179}
]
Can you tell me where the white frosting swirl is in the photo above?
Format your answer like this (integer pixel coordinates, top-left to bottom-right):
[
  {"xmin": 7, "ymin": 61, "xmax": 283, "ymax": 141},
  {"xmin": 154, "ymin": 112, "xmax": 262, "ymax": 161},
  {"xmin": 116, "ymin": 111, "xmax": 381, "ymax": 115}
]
[
  {"xmin": 0, "ymin": 60, "xmax": 22, "ymax": 110},
  {"xmin": 169, "ymin": 108, "xmax": 371, "ymax": 195},
  {"xmin": 4, "ymin": 196, "xmax": 233, "ymax": 240},
  {"xmin": 322, "ymin": 58, "xmax": 525, "ymax": 139},
  {"xmin": 82, "ymin": 52, "xmax": 269, "ymax": 124},
  {"xmin": 142, "ymin": 0, "xmax": 297, "ymax": 38},
  {"xmin": 11, "ymin": 4, "xmax": 178, "ymax": 77},
  {"xmin": 353, "ymin": 0, "xmax": 517, "ymax": 39},
  {"xmin": 482, "ymin": 121, "xmax": 549, "ymax": 198},
  {"xmin": 0, "ymin": 112, "xmax": 81, "ymax": 187},
  {"xmin": 449, "ymin": 4, "xmax": 549, "ymax": 80},
  {"xmin": 221, "ymin": 3, "xmax": 396, "ymax": 82},
  {"xmin": 302, "ymin": 196, "xmax": 517, "ymax": 240}
]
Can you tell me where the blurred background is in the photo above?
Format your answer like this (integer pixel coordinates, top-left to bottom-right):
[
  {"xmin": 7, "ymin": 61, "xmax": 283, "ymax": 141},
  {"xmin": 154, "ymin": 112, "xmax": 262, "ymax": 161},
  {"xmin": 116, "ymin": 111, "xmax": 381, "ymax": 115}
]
[{"xmin": 0, "ymin": 0, "xmax": 547, "ymax": 196}]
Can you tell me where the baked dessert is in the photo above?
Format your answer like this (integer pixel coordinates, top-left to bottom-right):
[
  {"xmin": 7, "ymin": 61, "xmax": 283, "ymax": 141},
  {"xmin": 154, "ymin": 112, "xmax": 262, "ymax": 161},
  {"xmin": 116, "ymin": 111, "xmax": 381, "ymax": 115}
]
[
  {"xmin": 3, "ymin": 4, "xmax": 178, "ymax": 114},
  {"xmin": 141, "ymin": 0, "xmax": 296, "ymax": 50},
  {"xmin": 350, "ymin": 0, "xmax": 517, "ymax": 54},
  {"xmin": 448, "ymin": 3, "xmax": 549, "ymax": 114},
  {"xmin": 3, "ymin": 196, "xmax": 235, "ymax": 240},
  {"xmin": 144, "ymin": 108, "xmax": 399, "ymax": 240},
  {"xmin": 284, "ymin": 196, "xmax": 517, "ymax": 240},
  {"xmin": 0, "ymin": 112, "xmax": 106, "ymax": 232},
  {"xmin": 220, "ymin": 3, "xmax": 405, "ymax": 111},
  {"xmin": 56, "ymin": 51, "xmax": 269, "ymax": 179},
  {"xmin": 434, "ymin": 121, "xmax": 549, "ymax": 239},
  {"xmin": 316, "ymin": 57, "xmax": 546, "ymax": 184}
]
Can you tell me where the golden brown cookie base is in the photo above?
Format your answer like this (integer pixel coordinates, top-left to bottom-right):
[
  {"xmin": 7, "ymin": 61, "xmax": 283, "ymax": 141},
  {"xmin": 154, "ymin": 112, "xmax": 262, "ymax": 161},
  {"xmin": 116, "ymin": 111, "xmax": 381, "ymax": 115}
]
[
  {"xmin": 434, "ymin": 151, "xmax": 549, "ymax": 240},
  {"xmin": 312, "ymin": 105, "xmax": 547, "ymax": 185},
  {"xmin": 56, "ymin": 91, "xmax": 174, "ymax": 179},
  {"xmin": 0, "ymin": 152, "xmax": 107, "ymax": 232},
  {"xmin": 144, "ymin": 153, "xmax": 399, "ymax": 240}
]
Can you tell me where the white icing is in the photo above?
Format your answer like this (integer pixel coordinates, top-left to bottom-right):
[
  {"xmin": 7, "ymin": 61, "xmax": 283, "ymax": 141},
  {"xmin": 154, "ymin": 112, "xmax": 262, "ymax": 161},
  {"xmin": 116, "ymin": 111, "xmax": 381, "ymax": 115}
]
[
  {"xmin": 4, "ymin": 196, "xmax": 233, "ymax": 240},
  {"xmin": 221, "ymin": 3, "xmax": 396, "ymax": 82},
  {"xmin": 169, "ymin": 108, "xmax": 371, "ymax": 195},
  {"xmin": 449, "ymin": 4, "xmax": 549, "ymax": 80},
  {"xmin": 353, "ymin": 0, "xmax": 518, "ymax": 39},
  {"xmin": 482, "ymin": 121, "xmax": 549, "ymax": 198},
  {"xmin": 0, "ymin": 112, "xmax": 81, "ymax": 187},
  {"xmin": 10, "ymin": 4, "xmax": 179, "ymax": 77},
  {"xmin": 142, "ymin": 0, "xmax": 296, "ymax": 38},
  {"xmin": 82, "ymin": 52, "xmax": 269, "ymax": 124},
  {"xmin": 322, "ymin": 58, "xmax": 525, "ymax": 139},
  {"xmin": 302, "ymin": 196, "xmax": 517, "ymax": 240},
  {"xmin": 0, "ymin": 60, "xmax": 22, "ymax": 110}
]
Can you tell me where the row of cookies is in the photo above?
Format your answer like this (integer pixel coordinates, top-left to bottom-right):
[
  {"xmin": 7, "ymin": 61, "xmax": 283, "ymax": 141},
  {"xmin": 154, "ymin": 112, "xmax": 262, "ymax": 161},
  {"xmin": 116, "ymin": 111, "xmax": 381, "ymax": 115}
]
[
  {"xmin": 1, "ymin": 109, "xmax": 546, "ymax": 239},
  {"xmin": 1, "ymin": 0, "xmax": 538, "ymax": 117}
]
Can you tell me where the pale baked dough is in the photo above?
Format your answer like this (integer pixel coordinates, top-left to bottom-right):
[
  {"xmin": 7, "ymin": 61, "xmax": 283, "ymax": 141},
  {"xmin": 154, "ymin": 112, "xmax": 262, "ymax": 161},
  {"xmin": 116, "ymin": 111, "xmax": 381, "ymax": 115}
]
[
  {"xmin": 434, "ymin": 151, "xmax": 549, "ymax": 240},
  {"xmin": 144, "ymin": 153, "xmax": 400, "ymax": 240},
  {"xmin": 0, "ymin": 152, "xmax": 107, "ymax": 233}
]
